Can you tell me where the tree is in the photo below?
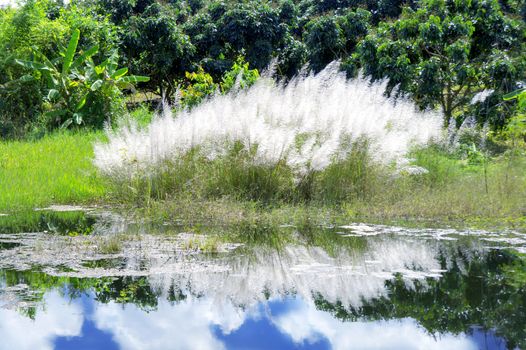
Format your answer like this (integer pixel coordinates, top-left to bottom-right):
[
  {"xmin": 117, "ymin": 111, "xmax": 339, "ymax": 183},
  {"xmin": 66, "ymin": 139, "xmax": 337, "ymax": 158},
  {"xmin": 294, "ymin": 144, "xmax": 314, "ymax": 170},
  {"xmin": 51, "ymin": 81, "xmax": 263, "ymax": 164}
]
[
  {"xmin": 218, "ymin": 2, "xmax": 286, "ymax": 70},
  {"xmin": 303, "ymin": 16, "xmax": 344, "ymax": 72},
  {"xmin": 358, "ymin": 0, "xmax": 525, "ymax": 127},
  {"xmin": 120, "ymin": 2, "xmax": 195, "ymax": 97}
]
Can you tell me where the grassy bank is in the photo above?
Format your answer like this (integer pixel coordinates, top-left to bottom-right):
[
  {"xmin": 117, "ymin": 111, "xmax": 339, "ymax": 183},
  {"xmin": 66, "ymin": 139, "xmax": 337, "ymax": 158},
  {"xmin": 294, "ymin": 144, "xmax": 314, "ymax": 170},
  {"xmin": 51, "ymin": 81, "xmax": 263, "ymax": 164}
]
[
  {"xmin": 0, "ymin": 132, "xmax": 107, "ymax": 212},
  {"xmin": 119, "ymin": 145, "xmax": 526, "ymax": 231},
  {"xmin": 1, "ymin": 131, "xmax": 525, "ymax": 232}
]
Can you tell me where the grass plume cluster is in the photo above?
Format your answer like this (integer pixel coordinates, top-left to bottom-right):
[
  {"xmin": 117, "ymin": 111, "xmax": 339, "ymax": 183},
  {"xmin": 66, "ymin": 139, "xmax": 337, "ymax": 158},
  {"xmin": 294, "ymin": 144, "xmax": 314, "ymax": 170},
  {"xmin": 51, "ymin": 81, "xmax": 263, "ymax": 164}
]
[
  {"xmin": 95, "ymin": 64, "xmax": 448, "ymax": 207},
  {"xmin": 92, "ymin": 62, "xmax": 526, "ymax": 228},
  {"xmin": 95, "ymin": 63, "xmax": 442, "ymax": 179}
]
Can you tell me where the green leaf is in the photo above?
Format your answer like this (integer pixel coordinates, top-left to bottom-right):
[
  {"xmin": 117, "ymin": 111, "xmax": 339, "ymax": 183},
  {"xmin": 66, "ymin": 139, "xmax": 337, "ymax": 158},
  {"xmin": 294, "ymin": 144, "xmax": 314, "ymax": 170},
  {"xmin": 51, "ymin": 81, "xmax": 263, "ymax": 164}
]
[
  {"xmin": 68, "ymin": 80, "xmax": 80, "ymax": 88},
  {"xmin": 95, "ymin": 65, "xmax": 105, "ymax": 75},
  {"xmin": 47, "ymin": 89, "xmax": 60, "ymax": 101},
  {"xmin": 73, "ymin": 113, "xmax": 83, "ymax": 125},
  {"xmin": 503, "ymin": 88, "xmax": 525, "ymax": 101},
  {"xmin": 116, "ymin": 82, "xmax": 134, "ymax": 90},
  {"xmin": 107, "ymin": 51, "xmax": 119, "ymax": 74},
  {"xmin": 71, "ymin": 45, "xmax": 99, "ymax": 69},
  {"xmin": 75, "ymin": 95, "xmax": 87, "ymax": 111},
  {"xmin": 45, "ymin": 109, "xmax": 67, "ymax": 118},
  {"xmin": 62, "ymin": 29, "xmax": 80, "ymax": 76},
  {"xmin": 91, "ymin": 79, "xmax": 103, "ymax": 91},
  {"xmin": 15, "ymin": 59, "xmax": 51, "ymax": 71},
  {"xmin": 111, "ymin": 67, "xmax": 128, "ymax": 80},
  {"xmin": 120, "ymin": 75, "xmax": 150, "ymax": 83},
  {"xmin": 60, "ymin": 118, "xmax": 73, "ymax": 129},
  {"xmin": 19, "ymin": 75, "xmax": 35, "ymax": 82}
]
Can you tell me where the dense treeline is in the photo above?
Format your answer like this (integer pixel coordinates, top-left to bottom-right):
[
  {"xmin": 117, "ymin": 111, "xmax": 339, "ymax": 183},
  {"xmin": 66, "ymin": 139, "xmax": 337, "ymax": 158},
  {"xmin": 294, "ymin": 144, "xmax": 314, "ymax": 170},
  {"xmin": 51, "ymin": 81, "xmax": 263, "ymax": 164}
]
[{"xmin": 0, "ymin": 0, "xmax": 525, "ymax": 137}]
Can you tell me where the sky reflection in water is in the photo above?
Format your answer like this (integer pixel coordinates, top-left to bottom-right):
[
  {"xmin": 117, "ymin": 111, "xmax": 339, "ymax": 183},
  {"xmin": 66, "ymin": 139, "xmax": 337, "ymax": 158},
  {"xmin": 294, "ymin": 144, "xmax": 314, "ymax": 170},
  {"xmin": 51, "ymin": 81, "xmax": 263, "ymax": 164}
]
[
  {"xmin": 0, "ymin": 212, "xmax": 523, "ymax": 350},
  {"xmin": 0, "ymin": 290, "xmax": 507, "ymax": 350}
]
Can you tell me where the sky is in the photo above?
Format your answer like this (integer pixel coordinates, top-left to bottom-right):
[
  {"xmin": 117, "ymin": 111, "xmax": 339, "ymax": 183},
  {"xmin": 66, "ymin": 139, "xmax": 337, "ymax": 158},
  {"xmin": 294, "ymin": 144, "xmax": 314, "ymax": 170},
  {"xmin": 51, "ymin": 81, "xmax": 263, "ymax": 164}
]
[{"xmin": 0, "ymin": 292, "xmax": 503, "ymax": 350}]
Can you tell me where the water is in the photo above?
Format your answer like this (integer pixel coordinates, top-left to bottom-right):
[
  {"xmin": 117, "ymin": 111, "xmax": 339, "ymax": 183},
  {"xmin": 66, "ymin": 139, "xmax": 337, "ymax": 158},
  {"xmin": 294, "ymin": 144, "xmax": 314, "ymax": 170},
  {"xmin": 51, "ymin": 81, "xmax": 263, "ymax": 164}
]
[
  {"xmin": 95, "ymin": 63, "xmax": 443, "ymax": 177},
  {"xmin": 0, "ymin": 210, "xmax": 525, "ymax": 350}
]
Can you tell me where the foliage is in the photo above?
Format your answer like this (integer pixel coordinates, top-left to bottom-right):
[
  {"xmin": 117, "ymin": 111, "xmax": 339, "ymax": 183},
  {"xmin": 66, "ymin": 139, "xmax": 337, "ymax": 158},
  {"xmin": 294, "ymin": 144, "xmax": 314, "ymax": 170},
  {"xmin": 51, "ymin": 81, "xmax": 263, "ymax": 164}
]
[
  {"xmin": 504, "ymin": 88, "xmax": 526, "ymax": 108},
  {"xmin": 179, "ymin": 57, "xmax": 259, "ymax": 108},
  {"xmin": 179, "ymin": 67, "xmax": 217, "ymax": 109},
  {"xmin": 217, "ymin": 2, "xmax": 285, "ymax": 70},
  {"xmin": 219, "ymin": 57, "xmax": 260, "ymax": 93},
  {"xmin": 503, "ymin": 88, "xmax": 526, "ymax": 145},
  {"xmin": 1, "ymin": 0, "xmax": 525, "ymax": 136},
  {"xmin": 119, "ymin": 2, "xmax": 195, "ymax": 97},
  {"xmin": 0, "ymin": 1, "xmax": 67, "ymax": 137},
  {"xmin": 0, "ymin": 0, "xmax": 120, "ymax": 137},
  {"xmin": 358, "ymin": 0, "xmax": 525, "ymax": 126},
  {"xmin": 303, "ymin": 9, "xmax": 370, "ymax": 72},
  {"xmin": 303, "ymin": 16, "xmax": 344, "ymax": 72},
  {"xmin": 15, "ymin": 29, "xmax": 149, "ymax": 129}
]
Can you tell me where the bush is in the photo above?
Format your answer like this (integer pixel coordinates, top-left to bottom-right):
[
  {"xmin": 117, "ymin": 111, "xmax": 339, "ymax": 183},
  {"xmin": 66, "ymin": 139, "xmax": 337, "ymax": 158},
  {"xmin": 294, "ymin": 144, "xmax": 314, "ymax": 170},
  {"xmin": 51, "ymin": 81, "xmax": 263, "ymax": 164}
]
[{"xmin": 178, "ymin": 57, "xmax": 259, "ymax": 109}]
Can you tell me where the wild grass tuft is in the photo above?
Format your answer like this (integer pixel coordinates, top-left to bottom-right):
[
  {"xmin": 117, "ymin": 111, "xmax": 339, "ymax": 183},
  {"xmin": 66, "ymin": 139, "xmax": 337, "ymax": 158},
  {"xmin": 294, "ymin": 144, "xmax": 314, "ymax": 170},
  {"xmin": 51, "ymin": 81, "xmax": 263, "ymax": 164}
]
[
  {"xmin": 97, "ymin": 234, "xmax": 124, "ymax": 254},
  {"xmin": 126, "ymin": 143, "xmax": 526, "ymax": 231},
  {"xmin": 105, "ymin": 137, "xmax": 385, "ymax": 206}
]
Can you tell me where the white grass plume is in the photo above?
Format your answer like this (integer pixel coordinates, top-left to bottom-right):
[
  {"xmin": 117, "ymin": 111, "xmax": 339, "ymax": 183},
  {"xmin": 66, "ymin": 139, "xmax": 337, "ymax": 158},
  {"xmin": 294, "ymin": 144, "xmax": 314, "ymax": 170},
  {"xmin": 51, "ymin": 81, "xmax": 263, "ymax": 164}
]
[{"xmin": 94, "ymin": 62, "xmax": 443, "ymax": 177}]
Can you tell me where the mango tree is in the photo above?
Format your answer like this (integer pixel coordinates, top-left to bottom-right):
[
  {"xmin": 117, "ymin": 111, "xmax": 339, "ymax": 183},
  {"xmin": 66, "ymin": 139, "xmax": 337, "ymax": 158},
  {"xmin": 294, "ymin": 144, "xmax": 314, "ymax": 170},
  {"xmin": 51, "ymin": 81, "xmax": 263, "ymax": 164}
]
[{"xmin": 358, "ymin": 0, "xmax": 524, "ymax": 127}]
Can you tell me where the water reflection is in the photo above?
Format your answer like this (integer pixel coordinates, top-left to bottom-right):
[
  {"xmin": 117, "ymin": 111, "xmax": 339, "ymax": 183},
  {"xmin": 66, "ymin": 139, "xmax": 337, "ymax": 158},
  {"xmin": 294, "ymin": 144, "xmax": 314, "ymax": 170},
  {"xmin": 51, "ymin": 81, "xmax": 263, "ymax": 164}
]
[
  {"xmin": 0, "ymin": 291, "xmax": 505, "ymax": 350},
  {"xmin": 0, "ymin": 292, "xmax": 83, "ymax": 350},
  {"xmin": 0, "ymin": 212, "xmax": 525, "ymax": 349}
]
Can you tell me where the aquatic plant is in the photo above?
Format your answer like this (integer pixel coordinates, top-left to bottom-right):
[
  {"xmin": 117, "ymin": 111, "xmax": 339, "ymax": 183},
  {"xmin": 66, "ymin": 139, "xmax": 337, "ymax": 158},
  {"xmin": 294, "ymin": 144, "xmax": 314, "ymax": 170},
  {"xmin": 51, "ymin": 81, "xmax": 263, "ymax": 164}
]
[{"xmin": 94, "ymin": 62, "xmax": 442, "ymax": 183}]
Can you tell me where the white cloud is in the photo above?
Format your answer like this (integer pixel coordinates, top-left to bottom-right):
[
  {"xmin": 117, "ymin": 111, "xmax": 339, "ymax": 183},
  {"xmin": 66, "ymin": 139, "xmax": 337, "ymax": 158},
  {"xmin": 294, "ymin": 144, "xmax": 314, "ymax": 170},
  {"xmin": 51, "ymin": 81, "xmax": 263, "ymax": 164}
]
[
  {"xmin": 92, "ymin": 296, "xmax": 254, "ymax": 350},
  {"xmin": 0, "ymin": 292, "xmax": 83, "ymax": 350},
  {"xmin": 272, "ymin": 300, "xmax": 478, "ymax": 350}
]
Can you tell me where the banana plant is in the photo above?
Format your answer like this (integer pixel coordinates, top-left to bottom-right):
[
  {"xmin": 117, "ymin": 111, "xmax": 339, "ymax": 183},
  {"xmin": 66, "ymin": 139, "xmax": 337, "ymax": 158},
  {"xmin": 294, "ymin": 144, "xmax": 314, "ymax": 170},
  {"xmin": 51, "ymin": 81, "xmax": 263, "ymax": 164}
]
[
  {"xmin": 84, "ymin": 50, "xmax": 150, "ymax": 98},
  {"xmin": 503, "ymin": 88, "xmax": 526, "ymax": 143},
  {"xmin": 503, "ymin": 88, "xmax": 526, "ymax": 109},
  {"xmin": 15, "ymin": 29, "xmax": 149, "ymax": 128}
]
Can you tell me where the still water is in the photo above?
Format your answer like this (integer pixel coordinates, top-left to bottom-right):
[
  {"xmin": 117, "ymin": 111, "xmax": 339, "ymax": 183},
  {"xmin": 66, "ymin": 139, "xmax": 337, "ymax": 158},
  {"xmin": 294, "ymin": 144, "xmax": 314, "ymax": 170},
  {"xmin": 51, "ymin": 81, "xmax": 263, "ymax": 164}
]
[{"xmin": 0, "ymin": 210, "xmax": 524, "ymax": 350}]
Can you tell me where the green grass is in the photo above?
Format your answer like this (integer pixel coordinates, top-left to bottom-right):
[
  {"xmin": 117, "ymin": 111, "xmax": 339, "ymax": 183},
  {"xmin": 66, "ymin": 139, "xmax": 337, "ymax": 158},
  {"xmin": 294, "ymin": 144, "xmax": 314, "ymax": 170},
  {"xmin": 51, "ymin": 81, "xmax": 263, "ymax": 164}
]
[
  {"xmin": 0, "ymin": 210, "xmax": 95, "ymax": 234},
  {"xmin": 343, "ymin": 147, "xmax": 526, "ymax": 226},
  {"xmin": 0, "ymin": 131, "xmax": 107, "ymax": 212},
  {"xmin": 106, "ymin": 139, "xmax": 382, "ymax": 205},
  {"xmin": 117, "ymin": 143, "xmax": 526, "ymax": 232},
  {"xmin": 1, "ymin": 129, "xmax": 525, "ymax": 232}
]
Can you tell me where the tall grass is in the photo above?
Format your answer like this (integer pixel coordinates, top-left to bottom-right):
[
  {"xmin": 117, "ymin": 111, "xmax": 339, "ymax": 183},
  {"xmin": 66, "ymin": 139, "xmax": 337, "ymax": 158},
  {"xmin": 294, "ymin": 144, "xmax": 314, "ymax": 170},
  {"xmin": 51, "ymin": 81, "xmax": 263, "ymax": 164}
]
[
  {"xmin": 344, "ymin": 146, "xmax": 526, "ymax": 224},
  {"xmin": 91, "ymin": 63, "xmax": 525, "ymax": 227},
  {"xmin": 95, "ymin": 63, "xmax": 442, "ymax": 179},
  {"xmin": 120, "ymin": 142, "xmax": 526, "ymax": 230},
  {"xmin": 0, "ymin": 132, "xmax": 106, "ymax": 212},
  {"xmin": 96, "ymin": 63, "xmax": 447, "ymax": 207},
  {"xmin": 104, "ymin": 137, "xmax": 387, "ymax": 205}
]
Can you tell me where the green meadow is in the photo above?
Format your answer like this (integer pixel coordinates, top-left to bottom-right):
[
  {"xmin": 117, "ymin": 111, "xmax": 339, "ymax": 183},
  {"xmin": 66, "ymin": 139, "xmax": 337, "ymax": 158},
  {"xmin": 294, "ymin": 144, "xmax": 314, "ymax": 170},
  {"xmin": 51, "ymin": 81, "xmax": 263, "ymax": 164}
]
[{"xmin": 0, "ymin": 132, "xmax": 106, "ymax": 212}]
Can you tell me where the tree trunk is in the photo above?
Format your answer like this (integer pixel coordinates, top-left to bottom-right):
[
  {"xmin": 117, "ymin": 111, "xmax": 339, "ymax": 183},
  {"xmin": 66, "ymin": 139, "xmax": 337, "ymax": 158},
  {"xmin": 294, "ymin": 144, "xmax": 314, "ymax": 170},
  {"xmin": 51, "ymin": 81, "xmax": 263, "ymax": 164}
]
[{"xmin": 442, "ymin": 83, "xmax": 453, "ymax": 128}]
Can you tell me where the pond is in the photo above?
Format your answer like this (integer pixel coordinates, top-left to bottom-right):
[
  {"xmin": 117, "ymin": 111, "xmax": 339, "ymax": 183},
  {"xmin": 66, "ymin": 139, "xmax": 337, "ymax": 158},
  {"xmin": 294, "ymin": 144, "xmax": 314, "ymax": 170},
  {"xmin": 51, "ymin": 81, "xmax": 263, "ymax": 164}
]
[{"xmin": 0, "ymin": 210, "xmax": 525, "ymax": 350}]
